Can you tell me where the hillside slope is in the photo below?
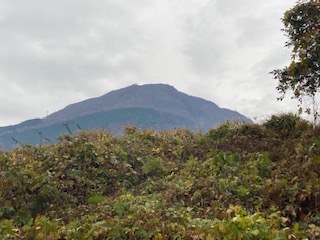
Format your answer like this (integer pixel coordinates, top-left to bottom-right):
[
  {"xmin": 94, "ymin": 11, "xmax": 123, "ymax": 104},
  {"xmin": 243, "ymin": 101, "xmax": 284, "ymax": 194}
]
[
  {"xmin": 46, "ymin": 84, "xmax": 250, "ymax": 126},
  {"xmin": 0, "ymin": 114, "xmax": 319, "ymax": 239},
  {"xmin": 0, "ymin": 108, "xmax": 196, "ymax": 149},
  {"xmin": 0, "ymin": 84, "xmax": 251, "ymax": 149}
]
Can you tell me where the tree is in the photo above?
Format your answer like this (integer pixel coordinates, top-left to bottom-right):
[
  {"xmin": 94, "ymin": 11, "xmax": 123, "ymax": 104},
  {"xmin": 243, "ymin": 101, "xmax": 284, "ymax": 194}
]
[{"xmin": 271, "ymin": 0, "xmax": 320, "ymax": 122}]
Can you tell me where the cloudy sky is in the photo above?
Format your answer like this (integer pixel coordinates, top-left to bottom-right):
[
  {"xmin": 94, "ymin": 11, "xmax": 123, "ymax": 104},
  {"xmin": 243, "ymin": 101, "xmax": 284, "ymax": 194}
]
[{"xmin": 0, "ymin": 0, "xmax": 299, "ymax": 126}]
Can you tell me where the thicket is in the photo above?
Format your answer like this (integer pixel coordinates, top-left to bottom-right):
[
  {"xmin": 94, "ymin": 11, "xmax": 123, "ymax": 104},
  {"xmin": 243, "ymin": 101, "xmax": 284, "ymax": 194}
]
[{"xmin": 1, "ymin": 113, "xmax": 320, "ymax": 239}]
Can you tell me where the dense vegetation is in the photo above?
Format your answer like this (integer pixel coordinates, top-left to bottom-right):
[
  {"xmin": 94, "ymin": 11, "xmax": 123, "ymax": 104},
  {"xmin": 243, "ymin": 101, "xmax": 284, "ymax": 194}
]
[
  {"xmin": 0, "ymin": 107, "xmax": 196, "ymax": 150},
  {"xmin": 0, "ymin": 113, "xmax": 320, "ymax": 239}
]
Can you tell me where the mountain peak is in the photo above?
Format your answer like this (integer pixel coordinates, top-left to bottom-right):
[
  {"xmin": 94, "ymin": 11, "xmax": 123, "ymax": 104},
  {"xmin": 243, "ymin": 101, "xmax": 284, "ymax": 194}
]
[
  {"xmin": 0, "ymin": 83, "xmax": 252, "ymax": 149},
  {"xmin": 126, "ymin": 83, "xmax": 176, "ymax": 89},
  {"xmin": 103, "ymin": 83, "xmax": 177, "ymax": 98},
  {"xmin": 45, "ymin": 83, "xmax": 250, "ymax": 125}
]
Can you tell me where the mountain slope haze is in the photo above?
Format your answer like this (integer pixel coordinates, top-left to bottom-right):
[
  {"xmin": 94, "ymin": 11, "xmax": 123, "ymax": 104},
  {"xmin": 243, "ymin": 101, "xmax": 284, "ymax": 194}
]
[{"xmin": 0, "ymin": 84, "xmax": 251, "ymax": 149}]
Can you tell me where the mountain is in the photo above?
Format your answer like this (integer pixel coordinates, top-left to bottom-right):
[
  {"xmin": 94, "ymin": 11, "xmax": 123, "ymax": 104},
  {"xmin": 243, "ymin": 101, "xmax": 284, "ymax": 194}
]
[{"xmin": 0, "ymin": 83, "xmax": 252, "ymax": 149}]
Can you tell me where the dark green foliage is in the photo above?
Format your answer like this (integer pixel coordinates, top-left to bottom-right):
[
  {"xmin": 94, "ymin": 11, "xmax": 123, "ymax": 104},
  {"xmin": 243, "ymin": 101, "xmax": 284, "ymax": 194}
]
[
  {"xmin": 87, "ymin": 195, "xmax": 105, "ymax": 205},
  {"xmin": 0, "ymin": 114, "xmax": 320, "ymax": 239},
  {"xmin": 142, "ymin": 157, "xmax": 165, "ymax": 176},
  {"xmin": 271, "ymin": 0, "xmax": 320, "ymax": 119},
  {"xmin": 263, "ymin": 113, "xmax": 310, "ymax": 138}
]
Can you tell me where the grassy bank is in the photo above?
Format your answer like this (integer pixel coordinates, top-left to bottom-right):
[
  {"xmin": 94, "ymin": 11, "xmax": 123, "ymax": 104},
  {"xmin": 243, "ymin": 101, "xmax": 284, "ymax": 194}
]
[{"xmin": 1, "ymin": 113, "xmax": 320, "ymax": 239}]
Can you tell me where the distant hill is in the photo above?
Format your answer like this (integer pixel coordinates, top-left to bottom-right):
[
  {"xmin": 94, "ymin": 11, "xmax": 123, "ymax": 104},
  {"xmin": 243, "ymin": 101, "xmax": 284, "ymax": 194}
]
[{"xmin": 0, "ymin": 84, "xmax": 252, "ymax": 149}]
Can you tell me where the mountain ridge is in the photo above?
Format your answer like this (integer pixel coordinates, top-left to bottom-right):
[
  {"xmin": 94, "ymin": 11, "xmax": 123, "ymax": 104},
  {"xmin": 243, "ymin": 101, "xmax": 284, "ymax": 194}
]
[
  {"xmin": 45, "ymin": 83, "xmax": 247, "ymax": 125},
  {"xmin": 0, "ymin": 83, "xmax": 252, "ymax": 149}
]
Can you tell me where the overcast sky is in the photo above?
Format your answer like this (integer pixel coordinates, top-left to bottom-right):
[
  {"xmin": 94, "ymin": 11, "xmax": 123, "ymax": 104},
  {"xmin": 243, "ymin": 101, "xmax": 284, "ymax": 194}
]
[{"xmin": 0, "ymin": 0, "xmax": 299, "ymax": 126}]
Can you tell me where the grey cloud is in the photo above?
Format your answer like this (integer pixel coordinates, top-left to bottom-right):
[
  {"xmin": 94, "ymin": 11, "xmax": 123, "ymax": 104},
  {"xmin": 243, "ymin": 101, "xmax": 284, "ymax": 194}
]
[
  {"xmin": 183, "ymin": 1, "xmax": 230, "ymax": 76},
  {"xmin": 183, "ymin": 0, "xmax": 294, "ymax": 78},
  {"xmin": 0, "ymin": 0, "xmax": 150, "ymax": 93},
  {"xmin": 183, "ymin": 0, "xmax": 262, "ymax": 76},
  {"xmin": 235, "ymin": 17, "xmax": 271, "ymax": 48},
  {"xmin": 0, "ymin": 0, "xmax": 299, "ymax": 126}
]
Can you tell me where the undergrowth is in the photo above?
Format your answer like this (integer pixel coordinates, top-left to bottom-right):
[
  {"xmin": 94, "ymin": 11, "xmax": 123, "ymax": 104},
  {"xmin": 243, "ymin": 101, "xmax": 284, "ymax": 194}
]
[{"xmin": 0, "ymin": 113, "xmax": 320, "ymax": 239}]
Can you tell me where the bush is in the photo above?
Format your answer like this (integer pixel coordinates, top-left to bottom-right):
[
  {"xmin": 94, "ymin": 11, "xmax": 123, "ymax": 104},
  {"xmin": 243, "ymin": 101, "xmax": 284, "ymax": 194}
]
[
  {"xmin": 263, "ymin": 113, "xmax": 310, "ymax": 138},
  {"xmin": 142, "ymin": 157, "xmax": 165, "ymax": 177},
  {"xmin": 1, "ymin": 119, "xmax": 320, "ymax": 239}
]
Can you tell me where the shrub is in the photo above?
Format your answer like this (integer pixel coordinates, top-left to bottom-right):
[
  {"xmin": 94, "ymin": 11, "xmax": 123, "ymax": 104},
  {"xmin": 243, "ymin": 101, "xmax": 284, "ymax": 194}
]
[
  {"xmin": 1, "ymin": 121, "xmax": 320, "ymax": 239},
  {"xmin": 263, "ymin": 113, "xmax": 310, "ymax": 138},
  {"xmin": 142, "ymin": 157, "xmax": 165, "ymax": 177}
]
